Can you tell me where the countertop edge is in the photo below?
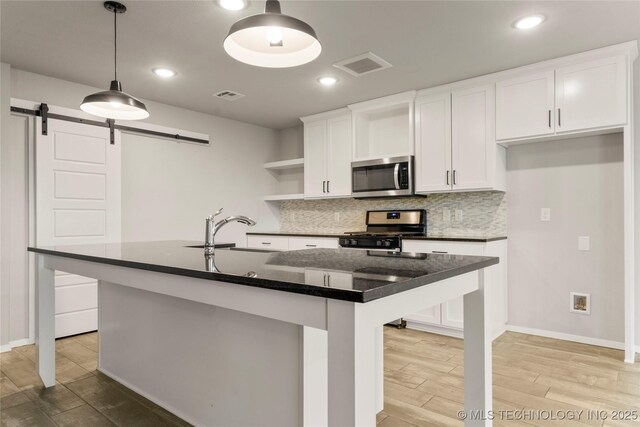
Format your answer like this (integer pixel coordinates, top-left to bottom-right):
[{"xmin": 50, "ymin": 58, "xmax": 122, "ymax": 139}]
[{"xmin": 27, "ymin": 245, "xmax": 499, "ymax": 304}]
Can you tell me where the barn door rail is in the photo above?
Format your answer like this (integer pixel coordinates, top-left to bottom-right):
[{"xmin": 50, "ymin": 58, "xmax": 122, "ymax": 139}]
[{"xmin": 10, "ymin": 103, "xmax": 210, "ymax": 145}]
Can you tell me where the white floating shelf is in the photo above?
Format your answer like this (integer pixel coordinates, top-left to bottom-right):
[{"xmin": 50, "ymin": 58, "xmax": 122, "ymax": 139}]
[
  {"xmin": 263, "ymin": 193, "xmax": 304, "ymax": 201},
  {"xmin": 264, "ymin": 158, "xmax": 304, "ymax": 171}
]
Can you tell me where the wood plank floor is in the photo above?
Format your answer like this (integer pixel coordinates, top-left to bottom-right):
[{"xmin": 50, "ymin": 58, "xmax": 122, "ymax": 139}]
[{"xmin": 1, "ymin": 328, "xmax": 638, "ymax": 426}]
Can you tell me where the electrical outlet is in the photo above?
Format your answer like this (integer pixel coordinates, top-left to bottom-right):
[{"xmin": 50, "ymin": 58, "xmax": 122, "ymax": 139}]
[
  {"xmin": 570, "ymin": 292, "xmax": 591, "ymax": 315},
  {"xmin": 443, "ymin": 208, "xmax": 451, "ymax": 222},
  {"xmin": 540, "ymin": 208, "xmax": 551, "ymax": 222},
  {"xmin": 578, "ymin": 236, "xmax": 590, "ymax": 251},
  {"xmin": 455, "ymin": 209, "xmax": 463, "ymax": 222}
]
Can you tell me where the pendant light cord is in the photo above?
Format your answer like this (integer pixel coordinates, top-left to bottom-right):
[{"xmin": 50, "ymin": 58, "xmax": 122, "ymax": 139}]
[{"xmin": 113, "ymin": 9, "xmax": 118, "ymax": 81}]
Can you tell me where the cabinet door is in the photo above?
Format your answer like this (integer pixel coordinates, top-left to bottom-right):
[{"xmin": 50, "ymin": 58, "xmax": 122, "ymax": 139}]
[
  {"xmin": 326, "ymin": 114, "xmax": 352, "ymax": 197},
  {"xmin": 404, "ymin": 305, "xmax": 441, "ymax": 326},
  {"xmin": 555, "ymin": 56, "xmax": 627, "ymax": 133},
  {"xmin": 414, "ymin": 93, "xmax": 452, "ymax": 193},
  {"xmin": 496, "ymin": 71, "xmax": 555, "ymax": 140},
  {"xmin": 303, "ymin": 120, "xmax": 327, "ymax": 198},
  {"xmin": 451, "ymin": 84, "xmax": 495, "ymax": 191}
]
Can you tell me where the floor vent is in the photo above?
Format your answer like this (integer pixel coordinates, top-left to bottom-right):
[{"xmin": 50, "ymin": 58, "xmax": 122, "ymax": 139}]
[
  {"xmin": 213, "ymin": 90, "xmax": 245, "ymax": 101},
  {"xmin": 333, "ymin": 52, "xmax": 392, "ymax": 77}
]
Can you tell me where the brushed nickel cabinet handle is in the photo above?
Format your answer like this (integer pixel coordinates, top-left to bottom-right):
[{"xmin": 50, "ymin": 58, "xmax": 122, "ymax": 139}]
[
  {"xmin": 548, "ymin": 110, "xmax": 551, "ymax": 128},
  {"xmin": 432, "ymin": 251, "xmax": 448, "ymax": 254},
  {"xmin": 327, "ymin": 181, "xmax": 330, "ymax": 193},
  {"xmin": 446, "ymin": 170, "xmax": 450, "ymax": 186},
  {"xmin": 453, "ymin": 170, "xmax": 457, "ymax": 185},
  {"xmin": 322, "ymin": 181, "xmax": 326, "ymax": 193},
  {"xmin": 261, "ymin": 242, "xmax": 271, "ymax": 245},
  {"xmin": 305, "ymin": 244, "xmax": 317, "ymax": 247},
  {"xmin": 558, "ymin": 108, "xmax": 561, "ymax": 127}
]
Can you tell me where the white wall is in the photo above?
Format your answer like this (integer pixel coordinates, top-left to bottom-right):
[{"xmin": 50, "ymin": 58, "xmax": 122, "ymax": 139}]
[
  {"xmin": 1, "ymin": 67, "xmax": 282, "ymax": 347},
  {"xmin": 0, "ymin": 62, "xmax": 11, "ymax": 349},
  {"xmin": 507, "ymin": 133, "xmax": 625, "ymax": 343},
  {"xmin": 634, "ymin": 48, "xmax": 640, "ymax": 347}
]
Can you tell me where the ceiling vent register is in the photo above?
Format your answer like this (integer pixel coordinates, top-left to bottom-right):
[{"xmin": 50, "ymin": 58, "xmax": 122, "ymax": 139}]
[
  {"xmin": 214, "ymin": 90, "xmax": 246, "ymax": 101},
  {"xmin": 333, "ymin": 52, "xmax": 392, "ymax": 77}
]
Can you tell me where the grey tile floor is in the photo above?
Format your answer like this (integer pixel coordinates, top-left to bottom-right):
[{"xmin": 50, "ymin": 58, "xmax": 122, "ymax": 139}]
[{"xmin": 0, "ymin": 332, "xmax": 190, "ymax": 427}]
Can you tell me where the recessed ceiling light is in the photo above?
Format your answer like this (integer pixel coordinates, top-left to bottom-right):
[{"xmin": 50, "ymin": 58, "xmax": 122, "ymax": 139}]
[
  {"xmin": 218, "ymin": 0, "xmax": 248, "ymax": 11},
  {"xmin": 152, "ymin": 68, "xmax": 176, "ymax": 78},
  {"xmin": 318, "ymin": 76, "xmax": 338, "ymax": 87},
  {"xmin": 513, "ymin": 15, "xmax": 545, "ymax": 30}
]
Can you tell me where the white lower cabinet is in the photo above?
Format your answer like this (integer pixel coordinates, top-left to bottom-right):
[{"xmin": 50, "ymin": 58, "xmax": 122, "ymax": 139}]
[
  {"xmin": 247, "ymin": 235, "xmax": 290, "ymax": 251},
  {"xmin": 402, "ymin": 240, "xmax": 507, "ymax": 339},
  {"xmin": 247, "ymin": 235, "xmax": 339, "ymax": 251},
  {"xmin": 288, "ymin": 236, "xmax": 339, "ymax": 250}
]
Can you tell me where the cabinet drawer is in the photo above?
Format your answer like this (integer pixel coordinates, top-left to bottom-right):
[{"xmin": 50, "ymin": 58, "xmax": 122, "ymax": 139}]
[
  {"xmin": 402, "ymin": 240, "xmax": 484, "ymax": 256},
  {"xmin": 247, "ymin": 235, "xmax": 289, "ymax": 250},
  {"xmin": 55, "ymin": 283, "xmax": 97, "ymax": 315},
  {"xmin": 288, "ymin": 237, "xmax": 339, "ymax": 250}
]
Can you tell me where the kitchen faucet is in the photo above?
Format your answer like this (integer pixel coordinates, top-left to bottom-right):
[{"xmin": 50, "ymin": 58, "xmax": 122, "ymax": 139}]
[{"xmin": 204, "ymin": 208, "xmax": 257, "ymax": 255}]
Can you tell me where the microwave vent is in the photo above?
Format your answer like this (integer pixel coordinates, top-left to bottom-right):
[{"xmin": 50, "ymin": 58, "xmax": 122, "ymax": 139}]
[
  {"xmin": 333, "ymin": 52, "xmax": 392, "ymax": 77},
  {"xmin": 214, "ymin": 90, "xmax": 245, "ymax": 101}
]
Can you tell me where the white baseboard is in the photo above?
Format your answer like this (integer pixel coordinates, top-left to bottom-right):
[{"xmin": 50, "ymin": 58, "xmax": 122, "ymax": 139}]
[
  {"xmin": 506, "ymin": 324, "xmax": 640, "ymax": 355},
  {"xmin": 0, "ymin": 338, "xmax": 35, "ymax": 353},
  {"xmin": 98, "ymin": 368, "xmax": 200, "ymax": 427},
  {"xmin": 405, "ymin": 321, "xmax": 506, "ymax": 341}
]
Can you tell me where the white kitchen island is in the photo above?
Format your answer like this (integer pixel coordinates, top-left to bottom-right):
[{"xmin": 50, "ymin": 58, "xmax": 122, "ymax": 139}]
[{"xmin": 30, "ymin": 241, "xmax": 498, "ymax": 427}]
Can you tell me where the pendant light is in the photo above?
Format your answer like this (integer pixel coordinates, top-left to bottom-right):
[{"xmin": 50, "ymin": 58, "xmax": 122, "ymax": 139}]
[
  {"xmin": 223, "ymin": 0, "xmax": 321, "ymax": 68},
  {"xmin": 81, "ymin": 1, "xmax": 149, "ymax": 120}
]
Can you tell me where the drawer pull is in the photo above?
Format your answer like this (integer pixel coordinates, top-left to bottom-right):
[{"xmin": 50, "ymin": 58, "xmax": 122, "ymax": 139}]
[
  {"xmin": 432, "ymin": 251, "xmax": 448, "ymax": 254},
  {"xmin": 261, "ymin": 242, "xmax": 272, "ymax": 245},
  {"xmin": 305, "ymin": 244, "xmax": 317, "ymax": 247}
]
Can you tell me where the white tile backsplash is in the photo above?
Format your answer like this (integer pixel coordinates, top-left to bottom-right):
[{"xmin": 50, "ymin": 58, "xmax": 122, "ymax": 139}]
[{"xmin": 279, "ymin": 191, "xmax": 506, "ymax": 237}]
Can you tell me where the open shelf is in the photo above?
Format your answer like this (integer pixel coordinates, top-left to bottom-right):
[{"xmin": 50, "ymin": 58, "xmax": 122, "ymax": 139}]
[
  {"xmin": 263, "ymin": 193, "xmax": 304, "ymax": 201},
  {"xmin": 264, "ymin": 158, "xmax": 304, "ymax": 171}
]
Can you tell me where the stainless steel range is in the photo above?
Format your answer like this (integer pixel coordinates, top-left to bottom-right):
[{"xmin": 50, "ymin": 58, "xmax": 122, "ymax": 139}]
[{"xmin": 339, "ymin": 209, "xmax": 426, "ymax": 251}]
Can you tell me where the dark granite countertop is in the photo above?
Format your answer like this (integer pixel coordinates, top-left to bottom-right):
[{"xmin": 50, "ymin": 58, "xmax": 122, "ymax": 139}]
[
  {"xmin": 247, "ymin": 231, "xmax": 507, "ymax": 243},
  {"xmin": 28, "ymin": 240, "xmax": 498, "ymax": 303}
]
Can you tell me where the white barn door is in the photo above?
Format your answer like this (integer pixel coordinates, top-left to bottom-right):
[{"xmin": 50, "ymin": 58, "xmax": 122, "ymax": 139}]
[{"xmin": 36, "ymin": 118, "xmax": 121, "ymax": 338}]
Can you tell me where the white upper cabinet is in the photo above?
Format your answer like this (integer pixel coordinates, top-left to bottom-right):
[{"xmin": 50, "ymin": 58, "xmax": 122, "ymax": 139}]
[
  {"xmin": 415, "ymin": 84, "xmax": 504, "ymax": 194},
  {"xmin": 349, "ymin": 91, "xmax": 416, "ymax": 161},
  {"xmin": 302, "ymin": 109, "xmax": 352, "ymax": 199},
  {"xmin": 303, "ymin": 120, "xmax": 327, "ymax": 199},
  {"xmin": 496, "ymin": 54, "xmax": 628, "ymax": 142},
  {"xmin": 451, "ymin": 84, "xmax": 496, "ymax": 191},
  {"xmin": 414, "ymin": 93, "xmax": 451, "ymax": 193},
  {"xmin": 326, "ymin": 115, "xmax": 352, "ymax": 197},
  {"xmin": 555, "ymin": 56, "xmax": 627, "ymax": 133},
  {"xmin": 496, "ymin": 70, "xmax": 555, "ymax": 140}
]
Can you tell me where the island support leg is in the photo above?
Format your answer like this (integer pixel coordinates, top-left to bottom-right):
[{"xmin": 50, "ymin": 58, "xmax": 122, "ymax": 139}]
[
  {"xmin": 35, "ymin": 254, "xmax": 56, "ymax": 387},
  {"xmin": 463, "ymin": 269, "xmax": 492, "ymax": 426},
  {"xmin": 327, "ymin": 299, "xmax": 377, "ymax": 427}
]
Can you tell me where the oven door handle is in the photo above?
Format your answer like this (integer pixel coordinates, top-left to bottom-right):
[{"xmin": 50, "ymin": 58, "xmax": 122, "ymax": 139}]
[{"xmin": 393, "ymin": 163, "xmax": 400, "ymax": 190}]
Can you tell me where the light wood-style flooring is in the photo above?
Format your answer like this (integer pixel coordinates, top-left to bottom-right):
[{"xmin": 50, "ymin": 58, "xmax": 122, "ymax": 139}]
[{"xmin": 1, "ymin": 328, "xmax": 639, "ymax": 426}]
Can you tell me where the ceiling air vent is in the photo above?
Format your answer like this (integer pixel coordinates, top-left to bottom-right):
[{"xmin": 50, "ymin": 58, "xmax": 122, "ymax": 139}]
[
  {"xmin": 214, "ymin": 90, "xmax": 245, "ymax": 101},
  {"xmin": 333, "ymin": 52, "xmax": 392, "ymax": 77}
]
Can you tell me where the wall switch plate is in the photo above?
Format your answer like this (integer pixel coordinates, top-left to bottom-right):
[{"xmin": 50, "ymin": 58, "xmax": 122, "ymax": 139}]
[
  {"xmin": 540, "ymin": 208, "xmax": 551, "ymax": 221},
  {"xmin": 455, "ymin": 209, "xmax": 463, "ymax": 222},
  {"xmin": 578, "ymin": 236, "xmax": 590, "ymax": 251},
  {"xmin": 570, "ymin": 292, "xmax": 591, "ymax": 315},
  {"xmin": 443, "ymin": 208, "xmax": 451, "ymax": 222}
]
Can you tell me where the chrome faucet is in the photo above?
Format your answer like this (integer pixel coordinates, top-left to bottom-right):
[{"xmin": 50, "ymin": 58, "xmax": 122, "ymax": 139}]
[{"xmin": 204, "ymin": 208, "xmax": 257, "ymax": 255}]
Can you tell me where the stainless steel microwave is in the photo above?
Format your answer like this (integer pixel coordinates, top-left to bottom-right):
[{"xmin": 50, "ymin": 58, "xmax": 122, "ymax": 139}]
[{"xmin": 351, "ymin": 156, "xmax": 414, "ymax": 198}]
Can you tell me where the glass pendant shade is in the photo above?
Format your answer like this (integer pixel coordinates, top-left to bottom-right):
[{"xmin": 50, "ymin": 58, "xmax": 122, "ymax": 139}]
[
  {"xmin": 224, "ymin": 0, "xmax": 321, "ymax": 68},
  {"xmin": 81, "ymin": 80, "xmax": 149, "ymax": 120}
]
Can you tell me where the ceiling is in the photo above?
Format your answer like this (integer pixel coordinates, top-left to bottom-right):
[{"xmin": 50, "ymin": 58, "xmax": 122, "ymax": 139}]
[{"xmin": 1, "ymin": 0, "xmax": 639, "ymax": 129}]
